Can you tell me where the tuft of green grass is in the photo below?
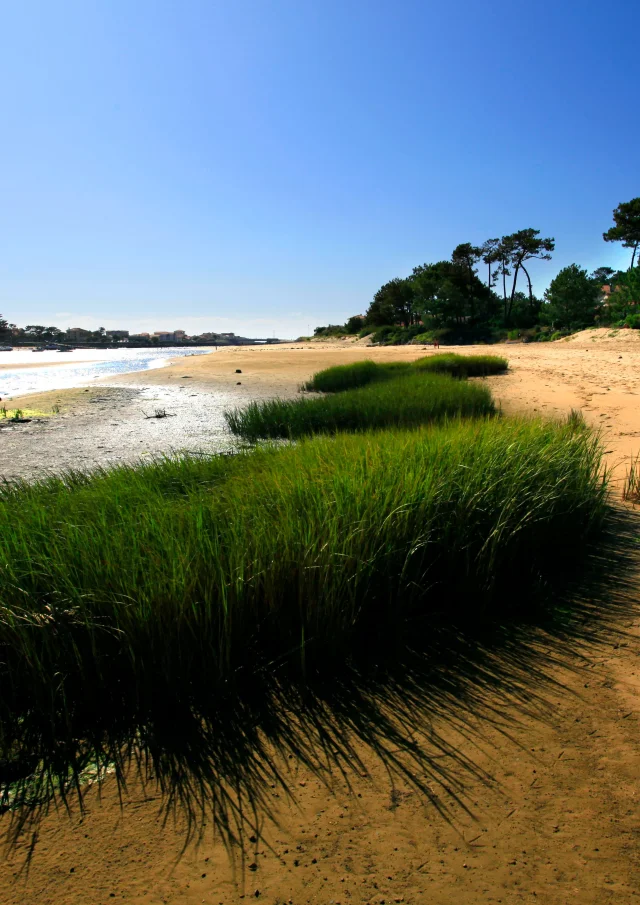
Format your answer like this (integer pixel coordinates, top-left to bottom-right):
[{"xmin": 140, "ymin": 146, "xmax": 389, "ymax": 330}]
[
  {"xmin": 411, "ymin": 353, "xmax": 508, "ymax": 378},
  {"xmin": 623, "ymin": 454, "xmax": 640, "ymax": 504},
  {"xmin": 303, "ymin": 360, "xmax": 410, "ymax": 393},
  {"xmin": 303, "ymin": 353, "xmax": 508, "ymax": 395},
  {"xmin": 226, "ymin": 372, "xmax": 495, "ymax": 441},
  {"xmin": 0, "ymin": 416, "xmax": 607, "ymax": 777}
]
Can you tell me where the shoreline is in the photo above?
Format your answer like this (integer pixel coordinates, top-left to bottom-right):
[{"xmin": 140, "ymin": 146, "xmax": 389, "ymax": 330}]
[
  {"xmin": 0, "ymin": 347, "xmax": 214, "ymax": 402},
  {"xmin": 0, "ymin": 359, "xmax": 100, "ymax": 372},
  {"xmin": 4, "ymin": 330, "xmax": 640, "ymax": 481}
]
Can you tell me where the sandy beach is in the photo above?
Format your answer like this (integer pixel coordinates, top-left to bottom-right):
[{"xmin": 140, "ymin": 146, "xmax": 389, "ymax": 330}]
[
  {"xmin": 4, "ymin": 328, "xmax": 640, "ymax": 481},
  {"xmin": 2, "ymin": 330, "xmax": 640, "ymax": 904}
]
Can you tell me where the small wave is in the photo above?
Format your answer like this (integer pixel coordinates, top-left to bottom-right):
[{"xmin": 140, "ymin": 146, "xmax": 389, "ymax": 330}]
[{"xmin": 0, "ymin": 348, "xmax": 212, "ymax": 398}]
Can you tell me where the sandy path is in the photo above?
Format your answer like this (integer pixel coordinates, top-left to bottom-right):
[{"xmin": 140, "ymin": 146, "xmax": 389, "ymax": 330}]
[{"xmin": 3, "ymin": 329, "xmax": 640, "ymax": 903}]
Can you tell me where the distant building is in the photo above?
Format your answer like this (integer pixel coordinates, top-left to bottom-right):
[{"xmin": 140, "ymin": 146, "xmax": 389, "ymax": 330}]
[
  {"xmin": 66, "ymin": 327, "xmax": 93, "ymax": 342},
  {"xmin": 152, "ymin": 330, "xmax": 186, "ymax": 342},
  {"xmin": 106, "ymin": 329, "xmax": 130, "ymax": 339}
]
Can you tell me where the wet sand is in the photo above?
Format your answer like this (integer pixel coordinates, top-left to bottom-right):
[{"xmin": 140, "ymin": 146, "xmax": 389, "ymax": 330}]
[
  {"xmin": 3, "ymin": 329, "xmax": 640, "ymax": 904},
  {"xmin": 0, "ymin": 382, "xmax": 259, "ymax": 482},
  {"xmin": 0, "ymin": 359, "xmax": 96, "ymax": 371}
]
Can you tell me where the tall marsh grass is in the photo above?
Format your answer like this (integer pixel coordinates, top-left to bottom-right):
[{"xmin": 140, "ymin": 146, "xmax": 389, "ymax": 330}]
[
  {"xmin": 303, "ymin": 360, "xmax": 410, "ymax": 392},
  {"xmin": 226, "ymin": 372, "xmax": 495, "ymax": 440},
  {"xmin": 0, "ymin": 417, "xmax": 607, "ymax": 775},
  {"xmin": 303, "ymin": 353, "xmax": 508, "ymax": 393},
  {"xmin": 412, "ymin": 353, "xmax": 508, "ymax": 378}
]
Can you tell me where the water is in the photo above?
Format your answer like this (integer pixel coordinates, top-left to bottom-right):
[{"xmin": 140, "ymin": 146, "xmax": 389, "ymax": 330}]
[{"xmin": 0, "ymin": 347, "xmax": 214, "ymax": 398}]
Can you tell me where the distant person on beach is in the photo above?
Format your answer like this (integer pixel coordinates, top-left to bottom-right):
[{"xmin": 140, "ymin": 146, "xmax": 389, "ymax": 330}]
[{"xmin": 433, "ymin": 339, "xmax": 440, "ymax": 349}]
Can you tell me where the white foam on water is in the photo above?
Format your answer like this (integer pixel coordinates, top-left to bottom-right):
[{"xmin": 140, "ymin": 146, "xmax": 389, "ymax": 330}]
[{"xmin": 0, "ymin": 348, "xmax": 214, "ymax": 398}]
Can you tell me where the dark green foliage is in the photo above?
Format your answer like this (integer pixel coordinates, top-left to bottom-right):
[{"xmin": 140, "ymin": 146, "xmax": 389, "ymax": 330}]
[
  {"xmin": 0, "ymin": 418, "xmax": 608, "ymax": 777},
  {"xmin": 310, "ymin": 224, "xmax": 564, "ymax": 345},
  {"xmin": 225, "ymin": 373, "xmax": 495, "ymax": 440},
  {"xmin": 312, "ymin": 317, "xmax": 366, "ymax": 338},
  {"xmin": 543, "ymin": 264, "xmax": 602, "ymax": 331},
  {"xmin": 366, "ymin": 278, "xmax": 417, "ymax": 326},
  {"xmin": 591, "ymin": 266, "xmax": 618, "ymax": 286},
  {"xmin": 410, "ymin": 261, "xmax": 497, "ymax": 327},
  {"xmin": 500, "ymin": 229, "xmax": 555, "ymax": 320},
  {"xmin": 313, "ymin": 324, "xmax": 346, "ymax": 337},
  {"xmin": 370, "ymin": 324, "xmax": 426, "ymax": 345},
  {"xmin": 345, "ymin": 315, "xmax": 365, "ymax": 334},
  {"xmin": 612, "ymin": 266, "xmax": 640, "ymax": 316}
]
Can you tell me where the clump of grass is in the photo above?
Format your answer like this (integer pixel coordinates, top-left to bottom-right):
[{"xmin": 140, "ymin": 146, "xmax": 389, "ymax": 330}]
[
  {"xmin": 566, "ymin": 409, "xmax": 587, "ymax": 431},
  {"xmin": 226, "ymin": 373, "xmax": 495, "ymax": 441},
  {"xmin": 0, "ymin": 407, "xmax": 49, "ymax": 421},
  {"xmin": 623, "ymin": 454, "xmax": 640, "ymax": 504},
  {"xmin": 0, "ymin": 417, "xmax": 608, "ymax": 777},
  {"xmin": 304, "ymin": 354, "xmax": 508, "ymax": 395},
  {"xmin": 303, "ymin": 360, "xmax": 410, "ymax": 392},
  {"xmin": 411, "ymin": 353, "xmax": 508, "ymax": 378}
]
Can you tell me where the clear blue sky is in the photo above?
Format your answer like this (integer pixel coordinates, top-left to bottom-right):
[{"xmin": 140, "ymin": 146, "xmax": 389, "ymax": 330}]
[{"xmin": 1, "ymin": 0, "xmax": 638, "ymax": 338}]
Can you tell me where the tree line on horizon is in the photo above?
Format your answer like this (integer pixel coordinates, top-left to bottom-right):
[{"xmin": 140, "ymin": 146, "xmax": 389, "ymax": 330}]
[
  {"xmin": 314, "ymin": 197, "xmax": 640, "ymax": 344},
  {"xmin": 2, "ymin": 198, "xmax": 639, "ymax": 348},
  {"xmin": 0, "ymin": 322, "xmax": 227, "ymax": 347}
]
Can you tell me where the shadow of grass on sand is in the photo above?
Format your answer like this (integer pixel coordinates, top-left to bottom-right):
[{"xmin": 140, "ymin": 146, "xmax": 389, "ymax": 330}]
[{"xmin": 3, "ymin": 506, "xmax": 640, "ymax": 867}]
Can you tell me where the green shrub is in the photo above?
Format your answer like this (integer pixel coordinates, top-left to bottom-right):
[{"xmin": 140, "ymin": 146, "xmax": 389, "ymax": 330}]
[
  {"xmin": 369, "ymin": 324, "xmax": 426, "ymax": 345},
  {"xmin": 410, "ymin": 328, "xmax": 449, "ymax": 344},
  {"xmin": 369, "ymin": 325, "xmax": 398, "ymax": 344},
  {"xmin": 0, "ymin": 418, "xmax": 608, "ymax": 773},
  {"xmin": 226, "ymin": 373, "xmax": 495, "ymax": 440},
  {"xmin": 314, "ymin": 324, "xmax": 346, "ymax": 338}
]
